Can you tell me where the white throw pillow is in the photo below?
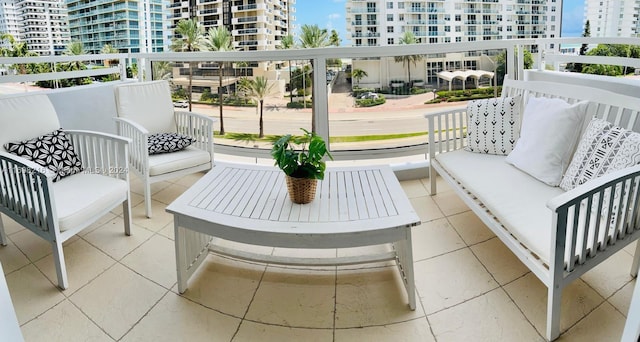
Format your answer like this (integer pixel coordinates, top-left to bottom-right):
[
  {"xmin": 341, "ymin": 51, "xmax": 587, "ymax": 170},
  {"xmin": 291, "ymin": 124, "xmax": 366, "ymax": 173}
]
[
  {"xmin": 560, "ymin": 118, "xmax": 640, "ymax": 191},
  {"xmin": 505, "ymin": 97, "xmax": 589, "ymax": 186},
  {"xmin": 465, "ymin": 96, "xmax": 522, "ymax": 155}
]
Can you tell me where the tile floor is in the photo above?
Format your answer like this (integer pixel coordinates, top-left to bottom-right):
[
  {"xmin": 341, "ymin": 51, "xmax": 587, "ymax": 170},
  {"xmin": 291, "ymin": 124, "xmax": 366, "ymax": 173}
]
[{"xmin": 0, "ymin": 171, "xmax": 636, "ymax": 341}]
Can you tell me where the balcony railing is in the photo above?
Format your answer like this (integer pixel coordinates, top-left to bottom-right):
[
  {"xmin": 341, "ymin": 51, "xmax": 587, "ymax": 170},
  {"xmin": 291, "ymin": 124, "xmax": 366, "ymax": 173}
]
[{"xmin": 0, "ymin": 37, "xmax": 639, "ymax": 168}]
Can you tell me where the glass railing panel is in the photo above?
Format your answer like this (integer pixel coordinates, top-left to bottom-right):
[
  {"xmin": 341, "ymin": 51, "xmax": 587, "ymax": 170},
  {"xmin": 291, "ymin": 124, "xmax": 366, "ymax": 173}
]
[{"xmin": 152, "ymin": 58, "xmax": 312, "ymax": 150}]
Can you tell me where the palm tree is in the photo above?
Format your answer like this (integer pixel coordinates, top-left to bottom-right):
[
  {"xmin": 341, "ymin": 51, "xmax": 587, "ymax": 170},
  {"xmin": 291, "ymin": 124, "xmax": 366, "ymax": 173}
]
[
  {"xmin": 298, "ymin": 24, "xmax": 329, "ymax": 133},
  {"xmin": 203, "ymin": 26, "xmax": 233, "ymax": 135},
  {"xmin": 278, "ymin": 34, "xmax": 295, "ymax": 104},
  {"xmin": 171, "ymin": 19, "xmax": 205, "ymax": 112},
  {"xmin": 351, "ymin": 69, "xmax": 368, "ymax": 87},
  {"xmin": 1, "ymin": 34, "xmax": 38, "ymax": 74},
  {"xmin": 152, "ymin": 61, "xmax": 173, "ymax": 80},
  {"xmin": 63, "ymin": 41, "xmax": 89, "ymax": 85},
  {"xmin": 394, "ymin": 31, "xmax": 423, "ymax": 85},
  {"xmin": 100, "ymin": 44, "xmax": 119, "ymax": 67},
  {"xmin": 239, "ymin": 76, "xmax": 276, "ymax": 138}
]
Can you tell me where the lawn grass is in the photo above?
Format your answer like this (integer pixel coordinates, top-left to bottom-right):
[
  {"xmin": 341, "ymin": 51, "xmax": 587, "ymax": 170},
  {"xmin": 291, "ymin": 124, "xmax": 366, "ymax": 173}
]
[{"xmin": 215, "ymin": 131, "xmax": 429, "ymax": 143}]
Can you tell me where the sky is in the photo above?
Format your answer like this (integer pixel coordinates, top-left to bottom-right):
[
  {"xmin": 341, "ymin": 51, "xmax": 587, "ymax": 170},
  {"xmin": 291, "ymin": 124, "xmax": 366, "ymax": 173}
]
[{"xmin": 294, "ymin": 0, "xmax": 586, "ymax": 46}]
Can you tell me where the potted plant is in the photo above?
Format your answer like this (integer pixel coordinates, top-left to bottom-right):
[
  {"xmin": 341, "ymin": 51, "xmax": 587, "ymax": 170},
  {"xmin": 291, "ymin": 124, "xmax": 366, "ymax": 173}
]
[{"xmin": 271, "ymin": 128, "xmax": 333, "ymax": 204}]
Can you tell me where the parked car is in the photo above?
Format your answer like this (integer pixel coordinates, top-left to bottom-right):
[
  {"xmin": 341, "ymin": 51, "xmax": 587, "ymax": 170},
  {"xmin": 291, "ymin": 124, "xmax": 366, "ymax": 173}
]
[
  {"xmin": 358, "ymin": 92, "xmax": 379, "ymax": 100},
  {"xmin": 173, "ymin": 100, "xmax": 188, "ymax": 108}
]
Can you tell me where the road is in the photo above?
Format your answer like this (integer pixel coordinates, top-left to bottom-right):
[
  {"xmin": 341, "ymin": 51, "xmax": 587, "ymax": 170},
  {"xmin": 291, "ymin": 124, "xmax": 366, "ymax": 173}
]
[{"xmin": 192, "ymin": 71, "xmax": 461, "ymax": 137}]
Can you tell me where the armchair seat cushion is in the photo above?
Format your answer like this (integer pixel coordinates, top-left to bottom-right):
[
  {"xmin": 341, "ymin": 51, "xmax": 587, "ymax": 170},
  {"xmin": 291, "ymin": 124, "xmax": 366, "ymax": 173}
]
[
  {"xmin": 52, "ymin": 174, "xmax": 128, "ymax": 231},
  {"xmin": 148, "ymin": 146, "xmax": 211, "ymax": 176}
]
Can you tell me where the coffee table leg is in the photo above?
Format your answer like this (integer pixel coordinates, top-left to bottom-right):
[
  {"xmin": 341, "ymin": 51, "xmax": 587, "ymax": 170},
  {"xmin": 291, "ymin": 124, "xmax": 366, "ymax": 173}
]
[
  {"xmin": 396, "ymin": 229, "xmax": 416, "ymax": 310},
  {"xmin": 174, "ymin": 218, "xmax": 188, "ymax": 294}
]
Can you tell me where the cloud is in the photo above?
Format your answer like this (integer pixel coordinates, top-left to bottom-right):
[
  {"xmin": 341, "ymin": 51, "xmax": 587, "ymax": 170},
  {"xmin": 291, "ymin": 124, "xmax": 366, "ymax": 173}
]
[{"xmin": 326, "ymin": 13, "xmax": 341, "ymax": 30}]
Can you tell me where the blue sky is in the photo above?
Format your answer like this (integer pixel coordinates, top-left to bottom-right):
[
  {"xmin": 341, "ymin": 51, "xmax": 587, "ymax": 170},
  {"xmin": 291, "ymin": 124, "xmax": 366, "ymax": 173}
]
[{"xmin": 294, "ymin": 0, "xmax": 586, "ymax": 45}]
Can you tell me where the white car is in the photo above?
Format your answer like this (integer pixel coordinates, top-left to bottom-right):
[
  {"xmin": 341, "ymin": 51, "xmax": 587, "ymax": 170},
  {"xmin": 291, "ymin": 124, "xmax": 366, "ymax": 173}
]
[
  {"xmin": 173, "ymin": 100, "xmax": 188, "ymax": 108},
  {"xmin": 358, "ymin": 92, "xmax": 379, "ymax": 100}
]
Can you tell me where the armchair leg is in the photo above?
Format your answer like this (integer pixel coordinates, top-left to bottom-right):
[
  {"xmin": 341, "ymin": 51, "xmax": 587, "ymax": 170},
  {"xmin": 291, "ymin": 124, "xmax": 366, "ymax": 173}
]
[
  {"xmin": 123, "ymin": 198, "xmax": 132, "ymax": 236},
  {"xmin": 0, "ymin": 215, "xmax": 7, "ymax": 246},
  {"xmin": 51, "ymin": 240, "xmax": 68, "ymax": 290},
  {"xmin": 144, "ymin": 182, "xmax": 152, "ymax": 218}
]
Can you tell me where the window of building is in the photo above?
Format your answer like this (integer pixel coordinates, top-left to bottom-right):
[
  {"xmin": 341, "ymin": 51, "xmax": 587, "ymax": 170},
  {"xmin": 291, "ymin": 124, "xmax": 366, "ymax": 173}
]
[
  {"xmin": 455, "ymin": 26, "xmax": 461, "ymax": 32},
  {"xmin": 398, "ymin": 2, "xmax": 404, "ymax": 9},
  {"xmin": 399, "ymin": 14, "xmax": 404, "ymax": 21},
  {"xmin": 430, "ymin": 37, "xmax": 437, "ymax": 43},
  {"xmin": 367, "ymin": 38, "xmax": 376, "ymax": 46},
  {"xmin": 469, "ymin": 36, "xmax": 476, "ymax": 41},
  {"xmin": 387, "ymin": 2, "xmax": 393, "ymax": 9},
  {"xmin": 444, "ymin": 37, "xmax": 451, "ymax": 43},
  {"xmin": 387, "ymin": 26, "xmax": 393, "ymax": 33},
  {"xmin": 456, "ymin": 36, "xmax": 462, "ymax": 42},
  {"xmin": 455, "ymin": 3, "xmax": 461, "ymax": 10},
  {"xmin": 388, "ymin": 37, "xmax": 394, "ymax": 44},
  {"xmin": 455, "ymin": 14, "xmax": 461, "ymax": 21},
  {"xmin": 445, "ymin": 25, "xmax": 450, "ymax": 32},
  {"xmin": 387, "ymin": 14, "xmax": 393, "ymax": 21},
  {"xmin": 367, "ymin": 2, "xmax": 376, "ymax": 12},
  {"xmin": 444, "ymin": 14, "xmax": 450, "ymax": 21}
]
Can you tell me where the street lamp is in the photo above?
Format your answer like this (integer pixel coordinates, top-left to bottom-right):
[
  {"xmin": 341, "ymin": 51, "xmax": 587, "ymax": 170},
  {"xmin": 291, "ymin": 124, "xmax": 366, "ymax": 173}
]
[{"xmin": 432, "ymin": 88, "xmax": 437, "ymax": 100}]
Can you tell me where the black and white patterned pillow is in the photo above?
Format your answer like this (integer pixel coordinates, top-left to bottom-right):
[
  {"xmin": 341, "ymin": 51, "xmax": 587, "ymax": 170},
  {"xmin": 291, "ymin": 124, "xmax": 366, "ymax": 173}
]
[
  {"xmin": 148, "ymin": 133, "xmax": 195, "ymax": 155},
  {"xmin": 465, "ymin": 96, "xmax": 522, "ymax": 155},
  {"xmin": 4, "ymin": 128, "xmax": 83, "ymax": 182},
  {"xmin": 560, "ymin": 118, "xmax": 640, "ymax": 191}
]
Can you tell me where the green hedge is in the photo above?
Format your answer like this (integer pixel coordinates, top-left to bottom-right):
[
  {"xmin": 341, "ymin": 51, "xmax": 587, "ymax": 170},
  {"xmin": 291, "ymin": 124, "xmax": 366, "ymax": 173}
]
[
  {"xmin": 286, "ymin": 100, "xmax": 313, "ymax": 108},
  {"xmin": 426, "ymin": 87, "xmax": 502, "ymax": 104},
  {"xmin": 355, "ymin": 95, "xmax": 386, "ymax": 107}
]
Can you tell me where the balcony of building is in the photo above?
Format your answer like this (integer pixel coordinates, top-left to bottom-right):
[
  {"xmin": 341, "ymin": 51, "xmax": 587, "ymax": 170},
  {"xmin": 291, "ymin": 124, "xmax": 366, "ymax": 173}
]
[{"xmin": 0, "ymin": 37, "xmax": 640, "ymax": 342}]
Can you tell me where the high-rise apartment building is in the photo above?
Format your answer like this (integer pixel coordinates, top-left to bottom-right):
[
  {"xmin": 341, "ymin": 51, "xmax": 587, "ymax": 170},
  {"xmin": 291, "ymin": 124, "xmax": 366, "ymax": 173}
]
[
  {"xmin": 167, "ymin": 0, "xmax": 296, "ymax": 51},
  {"xmin": 584, "ymin": 0, "xmax": 639, "ymax": 37},
  {"xmin": 15, "ymin": 0, "xmax": 69, "ymax": 55},
  {"xmin": 0, "ymin": 0, "xmax": 21, "ymax": 48},
  {"xmin": 345, "ymin": 0, "xmax": 562, "ymax": 88},
  {"xmin": 346, "ymin": 0, "xmax": 561, "ymax": 46},
  {"xmin": 65, "ymin": 0, "xmax": 165, "ymax": 54}
]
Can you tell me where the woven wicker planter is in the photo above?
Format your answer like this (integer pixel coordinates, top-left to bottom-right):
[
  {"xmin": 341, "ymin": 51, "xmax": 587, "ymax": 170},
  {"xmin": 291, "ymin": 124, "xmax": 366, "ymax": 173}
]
[{"xmin": 285, "ymin": 175, "xmax": 317, "ymax": 204}]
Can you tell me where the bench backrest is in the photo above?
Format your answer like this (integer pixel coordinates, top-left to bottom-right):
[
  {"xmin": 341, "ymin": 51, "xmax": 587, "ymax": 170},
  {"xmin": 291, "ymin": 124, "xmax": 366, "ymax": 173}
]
[{"xmin": 502, "ymin": 79, "xmax": 640, "ymax": 133}]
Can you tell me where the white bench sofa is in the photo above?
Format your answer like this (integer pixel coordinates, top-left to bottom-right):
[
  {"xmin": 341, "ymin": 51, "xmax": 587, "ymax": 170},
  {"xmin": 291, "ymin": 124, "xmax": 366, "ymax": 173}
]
[{"xmin": 426, "ymin": 78, "xmax": 640, "ymax": 341}]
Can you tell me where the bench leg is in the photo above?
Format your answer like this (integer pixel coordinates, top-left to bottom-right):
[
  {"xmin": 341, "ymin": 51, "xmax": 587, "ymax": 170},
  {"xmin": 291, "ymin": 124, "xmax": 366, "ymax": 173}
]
[
  {"xmin": 546, "ymin": 286, "xmax": 562, "ymax": 341},
  {"xmin": 123, "ymin": 198, "xmax": 132, "ymax": 236},
  {"xmin": 429, "ymin": 165, "xmax": 437, "ymax": 196}
]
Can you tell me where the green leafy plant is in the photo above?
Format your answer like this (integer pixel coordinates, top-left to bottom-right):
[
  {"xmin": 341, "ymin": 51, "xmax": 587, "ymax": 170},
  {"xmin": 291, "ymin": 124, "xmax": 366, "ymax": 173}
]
[{"xmin": 271, "ymin": 128, "xmax": 333, "ymax": 180}]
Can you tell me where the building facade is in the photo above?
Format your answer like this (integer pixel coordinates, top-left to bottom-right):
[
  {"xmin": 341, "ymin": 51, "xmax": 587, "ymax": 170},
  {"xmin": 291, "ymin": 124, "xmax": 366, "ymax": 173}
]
[
  {"xmin": 0, "ymin": 0, "xmax": 21, "ymax": 48},
  {"xmin": 346, "ymin": 0, "xmax": 561, "ymax": 46},
  {"xmin": 584, "ymin": 0, "xmax": 639, "ymax": 37},
  {"xmin": 15, "ymin": 0, "xmax": 69, "ymax": 55},
  {"xmin": 345, "ymin": 0, "xmax": 562, "ymax": 89},
  {"xmin": 167, "ymin": 0, "xmax": 296, "ymax": 97},
  {"xmin": 167, "ymin": 0, "xmax": 295, "ymax": 51},
  {"xmin": 65, "ymin": 0, "xmax": 165, "ymax": 54}
]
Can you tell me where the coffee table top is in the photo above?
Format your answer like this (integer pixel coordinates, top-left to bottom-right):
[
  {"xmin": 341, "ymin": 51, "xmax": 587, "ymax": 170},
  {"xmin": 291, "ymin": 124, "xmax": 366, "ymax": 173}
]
[{"xmin": 166, "ymin": 163, "xmax": 420, "ymax": 235}]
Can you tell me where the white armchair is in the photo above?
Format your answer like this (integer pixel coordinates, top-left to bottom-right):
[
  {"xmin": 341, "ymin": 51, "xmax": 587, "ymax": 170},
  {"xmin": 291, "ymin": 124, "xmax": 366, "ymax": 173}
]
[
  {"xmin": 0, "ymin": 93, "xmax": 131, "ymax": 290},
  {"xmin": 113, "ymin": 80, "xmax": 214, "ymax": 218}
]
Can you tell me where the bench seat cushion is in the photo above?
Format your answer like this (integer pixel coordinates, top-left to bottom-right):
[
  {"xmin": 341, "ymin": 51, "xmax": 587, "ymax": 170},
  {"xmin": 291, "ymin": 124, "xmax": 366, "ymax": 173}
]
[
  {"xmin": 52, "ymin": 174, "xmax": 128, "ymax": 231},
  {"xmin": 148, "ymin": 146, "xmax": 211, "ymax": 176},
  {"xmin": 436, "ymin": 150, "xmax": 564, "ymax": 265}
]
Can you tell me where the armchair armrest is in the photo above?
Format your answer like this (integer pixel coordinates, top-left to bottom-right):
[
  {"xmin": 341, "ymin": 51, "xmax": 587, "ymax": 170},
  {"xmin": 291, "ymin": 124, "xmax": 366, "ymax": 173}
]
[
  {"xmin": 174, "ymin": 111, "xmax": 215, "ymax": 154},
  {"xmin": 0, "ymin": 151, "xmax": 55, "ymax": 233},
  {"xmin": 113, "ymin": 117, "xmax": 149, "ymax": 176},
  {"xmin": 65, "ymin": 130, "xmax": 131, "ymax": 181}
]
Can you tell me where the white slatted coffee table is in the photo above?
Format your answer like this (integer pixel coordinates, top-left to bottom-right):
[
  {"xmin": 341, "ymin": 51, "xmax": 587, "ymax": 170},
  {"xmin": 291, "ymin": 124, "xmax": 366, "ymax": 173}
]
[{"xmin": 166, "ymin": 163, "xmax": 421, "ymax": 309}]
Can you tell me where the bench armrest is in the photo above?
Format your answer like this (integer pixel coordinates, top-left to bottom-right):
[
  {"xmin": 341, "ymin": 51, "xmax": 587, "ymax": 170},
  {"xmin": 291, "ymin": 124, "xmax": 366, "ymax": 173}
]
[{"xmin": 546, "ymin": 164, "xmax": 640, "ymax": 272}]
